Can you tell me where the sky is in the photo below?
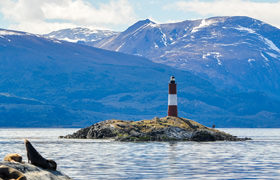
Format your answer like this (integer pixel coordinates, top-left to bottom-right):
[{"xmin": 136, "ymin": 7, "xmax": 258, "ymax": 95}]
[{"xmin": 0, "ymin": 0, "xmax": 279, "ymax": 34}]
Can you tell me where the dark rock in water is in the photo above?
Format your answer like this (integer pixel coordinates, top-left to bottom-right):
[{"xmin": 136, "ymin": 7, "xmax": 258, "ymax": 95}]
[
  {"xmin": 62, "ymin": 116, "xmax": 251, "ymax": 142},
  {"xmin": 191, "ymin": 130, "xmax": 216, "ymax": 141},
  {"xmin": 190, "ymin": 129, "xmax": 245, "ymax": 141}
]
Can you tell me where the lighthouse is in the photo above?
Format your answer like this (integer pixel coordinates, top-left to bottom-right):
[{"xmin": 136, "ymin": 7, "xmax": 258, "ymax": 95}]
[{"xmin": 168, "ymin": 76, "xmax": 178, "ymax": 117}]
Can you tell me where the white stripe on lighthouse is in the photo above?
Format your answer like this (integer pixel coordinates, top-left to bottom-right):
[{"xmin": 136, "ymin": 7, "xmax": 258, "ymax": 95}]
[{"xmin": 168, "ymin": 94, "xmax": 177, "ymax": 105}]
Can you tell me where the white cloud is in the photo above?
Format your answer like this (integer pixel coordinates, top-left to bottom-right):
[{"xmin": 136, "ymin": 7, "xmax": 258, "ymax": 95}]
[
  {"xmin": 0, "ymin": 0, "xmax": 136, "ymax": 34},
  {"xmin": 172, "ymin": 0, "xmax": 280, "ymax": 28}
]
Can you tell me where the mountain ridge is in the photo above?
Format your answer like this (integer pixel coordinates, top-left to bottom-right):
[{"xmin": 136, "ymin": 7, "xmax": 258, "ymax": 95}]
[
  {"xmin": 46, "ymin": 16, "xmax": 280, "ymax": 97},
  {"xmin": 45, "ymin": 27, "xmax": 118, "ymax": 46}
]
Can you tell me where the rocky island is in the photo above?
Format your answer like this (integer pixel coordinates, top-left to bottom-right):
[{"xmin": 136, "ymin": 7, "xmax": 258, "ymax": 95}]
[
  {"xmin": 62, "ymin": 116, "xmax": 250, "ymax": 142},
  {"xmin": 63, "ymin": 77, "xmax": 251, "ymax": 142}
]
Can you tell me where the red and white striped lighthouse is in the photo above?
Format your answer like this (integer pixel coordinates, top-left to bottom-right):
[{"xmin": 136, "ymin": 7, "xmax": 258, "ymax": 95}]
[{"xmin": 168, "ymin": 76, "xmax": 178, "ymax": 117}]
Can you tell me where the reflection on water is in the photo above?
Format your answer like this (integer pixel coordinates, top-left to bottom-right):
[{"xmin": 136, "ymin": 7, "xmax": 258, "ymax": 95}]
[{"xmin": 1, "ymin": 128, "xmax": 280, "ymax": 180}]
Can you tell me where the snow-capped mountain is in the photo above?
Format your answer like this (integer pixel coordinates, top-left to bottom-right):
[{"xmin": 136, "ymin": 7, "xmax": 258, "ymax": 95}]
[
  {"xmin": 94, "ymin": 16, "xmax": 280, "ymax": 97},
  {"xmin": 1, "ymin": 27, "xmax": 280, "ymax": 127},
  {"xmin": 45, "ymin": 27, "xmax": 118, "ymax": 44}
]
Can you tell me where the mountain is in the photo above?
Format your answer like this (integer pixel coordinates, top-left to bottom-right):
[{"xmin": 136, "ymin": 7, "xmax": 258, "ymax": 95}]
[
  {"xmin": 0, "ymin": 28, "xmax": 209, "ymax": 127},
  {"xmin": 1, "ymin": 28, "xmax": 280, "ymax": 128},
  {"xmin": 0, "ymin": 93, "xmax": 78, "ymax": 127},
  {"xmin": 92, "ymin": 16, "xmax": 280, "ymax": 97},
  {"xmin": 45, "ymin": 27, "xmax": 118, "ymax": 45}
]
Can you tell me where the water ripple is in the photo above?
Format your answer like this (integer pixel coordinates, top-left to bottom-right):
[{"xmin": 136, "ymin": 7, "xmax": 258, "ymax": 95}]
[{"xmin": 1, "ymin": 128, "xmax": 280, "ymax": 179}]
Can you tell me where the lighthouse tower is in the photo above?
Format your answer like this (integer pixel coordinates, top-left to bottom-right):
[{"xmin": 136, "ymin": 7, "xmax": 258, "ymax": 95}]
[{"xmin": 168, "ymin": 76, "xmax": 178, "ymax": 117}]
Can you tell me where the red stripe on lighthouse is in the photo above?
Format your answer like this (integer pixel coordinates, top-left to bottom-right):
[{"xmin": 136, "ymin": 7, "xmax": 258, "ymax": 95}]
[
  {"xmin": 169, "ymin": 83, "xmax": 177, "ymax": 94},
  {"xmin": 168, "ymin": 76, "xmax": 178, "ymax": 117}
]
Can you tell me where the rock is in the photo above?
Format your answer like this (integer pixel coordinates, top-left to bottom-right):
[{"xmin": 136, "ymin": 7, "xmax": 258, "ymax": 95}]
[
  {"xmin": 0, "ymin": 165, "xmax": 26, "ymax": 180},
  {"xmin": 61, "ymin": 116, "xmax": 251, "ymax": 142},
  {"xmin": 191, "ymin": 130, "xmax": 217, "ymax": 141},
  {"xmin": 0, "ymin": 162, "xmax": 72, "ymax": 180}
]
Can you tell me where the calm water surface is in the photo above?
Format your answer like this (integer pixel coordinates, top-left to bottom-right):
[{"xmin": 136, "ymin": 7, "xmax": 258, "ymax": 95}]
[{"xmin": 1, "ymin": 128, "xmax": 280, "ymax": 180}]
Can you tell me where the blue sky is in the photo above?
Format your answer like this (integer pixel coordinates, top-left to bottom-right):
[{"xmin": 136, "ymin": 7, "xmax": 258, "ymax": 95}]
[{"xmin": 0, "ymin": 0, "xmax": 279, "ymax": 34}]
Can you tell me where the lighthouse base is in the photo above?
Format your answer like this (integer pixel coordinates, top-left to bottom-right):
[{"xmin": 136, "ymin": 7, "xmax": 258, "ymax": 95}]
[{"xmin": 168, "ymin": 105, "xmax": 178, "ymax": 117}]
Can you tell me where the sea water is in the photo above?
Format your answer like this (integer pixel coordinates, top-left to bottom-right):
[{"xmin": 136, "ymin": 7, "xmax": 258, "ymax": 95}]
[{"xmin": 1, "ymin": 128, "xmax": 280, "ymax": 180}]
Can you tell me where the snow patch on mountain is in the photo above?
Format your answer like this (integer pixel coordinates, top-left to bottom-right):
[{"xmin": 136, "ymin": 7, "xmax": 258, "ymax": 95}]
[
  {"xmin": 159, "ymin": 27, "xmax": 168, "ymax": 46},
  {"xmin": 215, "ymin": 53, "xmax": 222, "ymax": 65},
  {"xmin": 154, "ymin": 43, "xmax": 159, "ymax": 48},
  {"xmin": 116, "ymin": 42, "xmax": 125, "ymax": 52},
  {"xmin": 149, "ymin": 23, "xmax": 160, "ymax": 28},
  {"xmin": 0, "ymin": 92, "xmax": 44, "ymax": 103},
  {"xmin": 191, "ymin": 19, "xmax": 217, "ymax": 33},
  {"xmin": 202, "ymin": 52, "xmax": 222, "ymax": 65},
  {"xmin": 262, "ymin": 37, "xmax": 280, "ymax": 53},
  {"xmin": 60, "ymin": 37, "xmax": 85, "ymax": 43},
  {"xmin": 235, "ymin": 26, "xmax": 256, "ymax": 34},
  {"xmin": 267, "ymin": 52, "xmax": 278, "ymax": 58},
  {"xmin": 248, "ymin": 58, "xmax": 256, "ymax": 63},
  {"xmin": 49, "ymin": 38, "xmax": 62, "ymax": 44},
  {"xmin": 261, "ymin": 53, "xmax": 269, "ymax": 62}
]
